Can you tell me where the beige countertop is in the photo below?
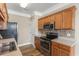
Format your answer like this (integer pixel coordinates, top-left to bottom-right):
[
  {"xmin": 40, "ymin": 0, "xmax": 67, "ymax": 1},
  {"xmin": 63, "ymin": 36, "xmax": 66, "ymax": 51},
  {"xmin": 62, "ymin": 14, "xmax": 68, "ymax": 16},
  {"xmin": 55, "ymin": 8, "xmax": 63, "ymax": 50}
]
[
  {"xmin": 52, "ymin": 37, "xmax": 77, "ymax": 47},
  {"xmin": 0, "ymin": 38, "xmax": 22, "ymax": 56}
]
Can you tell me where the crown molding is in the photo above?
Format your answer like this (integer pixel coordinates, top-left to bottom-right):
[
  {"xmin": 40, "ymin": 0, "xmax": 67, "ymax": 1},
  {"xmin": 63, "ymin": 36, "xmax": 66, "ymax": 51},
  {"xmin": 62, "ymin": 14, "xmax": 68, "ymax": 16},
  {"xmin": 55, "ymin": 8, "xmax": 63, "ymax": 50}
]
[
  {"xmin": 39, "ymin": 3, "xmax": 75, "ymax": 19},
  {"xmin": 8, "ymin": 9, "xmax": 31, "ymax": 18}
]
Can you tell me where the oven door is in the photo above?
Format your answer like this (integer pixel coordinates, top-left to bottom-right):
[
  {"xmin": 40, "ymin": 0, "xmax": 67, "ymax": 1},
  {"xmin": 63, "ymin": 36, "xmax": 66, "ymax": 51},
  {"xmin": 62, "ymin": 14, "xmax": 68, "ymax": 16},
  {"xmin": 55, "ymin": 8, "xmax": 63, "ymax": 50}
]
[{"xmin": 40, "ymin": 39, "xmax": 50, "ymax": 51}]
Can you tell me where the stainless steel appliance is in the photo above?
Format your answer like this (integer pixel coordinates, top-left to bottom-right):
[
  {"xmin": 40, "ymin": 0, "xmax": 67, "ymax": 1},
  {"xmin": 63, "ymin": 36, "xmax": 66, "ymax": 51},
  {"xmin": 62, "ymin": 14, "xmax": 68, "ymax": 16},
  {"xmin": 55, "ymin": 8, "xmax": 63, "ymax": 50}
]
[
  {"xmin": 0, "ymin": 22, "xmax": 17, "ymax": 42},
  {"xmin": 43, "ymin": 24, "xmax": 54, "ymax": 30},
  {"xmin": 40, "ymin": 33, "xmax": 58, "ymax": 55}
]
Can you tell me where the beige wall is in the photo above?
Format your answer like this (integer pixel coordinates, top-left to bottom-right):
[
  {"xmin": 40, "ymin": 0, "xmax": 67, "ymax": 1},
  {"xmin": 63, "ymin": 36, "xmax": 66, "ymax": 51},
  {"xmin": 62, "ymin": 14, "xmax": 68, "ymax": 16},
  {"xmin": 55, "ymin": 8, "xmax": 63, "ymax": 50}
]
[{"xmin": 8, "ymin": 14, "xmax": 32, "ymax": 45}]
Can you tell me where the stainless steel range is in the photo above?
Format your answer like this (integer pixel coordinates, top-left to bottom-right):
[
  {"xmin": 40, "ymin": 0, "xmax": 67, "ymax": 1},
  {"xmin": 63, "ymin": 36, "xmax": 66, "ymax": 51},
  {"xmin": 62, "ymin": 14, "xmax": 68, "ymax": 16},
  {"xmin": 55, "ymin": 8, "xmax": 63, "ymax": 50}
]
[{"xmin": 40, "ymin": 33, "xmax": 58, "ymax": 56}]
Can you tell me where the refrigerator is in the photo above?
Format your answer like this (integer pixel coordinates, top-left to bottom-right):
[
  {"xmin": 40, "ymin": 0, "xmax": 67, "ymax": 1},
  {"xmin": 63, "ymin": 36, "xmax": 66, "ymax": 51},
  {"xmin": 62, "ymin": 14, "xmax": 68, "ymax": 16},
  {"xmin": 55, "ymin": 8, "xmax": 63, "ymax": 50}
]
[{"xmin": 0, "ymin": 22, "xmax": 18, "ymax": 42}]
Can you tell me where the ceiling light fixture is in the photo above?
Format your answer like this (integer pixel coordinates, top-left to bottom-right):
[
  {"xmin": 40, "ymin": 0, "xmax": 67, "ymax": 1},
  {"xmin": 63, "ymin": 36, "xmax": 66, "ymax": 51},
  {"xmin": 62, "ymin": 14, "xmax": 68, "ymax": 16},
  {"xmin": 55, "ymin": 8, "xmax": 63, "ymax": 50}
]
[{"xmin": 20, "ymin": 3, "xmax": 29, "ymax": 8}]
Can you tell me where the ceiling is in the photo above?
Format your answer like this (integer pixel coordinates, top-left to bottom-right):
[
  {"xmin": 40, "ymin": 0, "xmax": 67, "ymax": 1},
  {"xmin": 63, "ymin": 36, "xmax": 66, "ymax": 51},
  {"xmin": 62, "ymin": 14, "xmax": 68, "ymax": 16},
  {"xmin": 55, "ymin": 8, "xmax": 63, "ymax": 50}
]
[{"xmin": 7, "ymin": 3, "xmax": 57, "ymax": 15}]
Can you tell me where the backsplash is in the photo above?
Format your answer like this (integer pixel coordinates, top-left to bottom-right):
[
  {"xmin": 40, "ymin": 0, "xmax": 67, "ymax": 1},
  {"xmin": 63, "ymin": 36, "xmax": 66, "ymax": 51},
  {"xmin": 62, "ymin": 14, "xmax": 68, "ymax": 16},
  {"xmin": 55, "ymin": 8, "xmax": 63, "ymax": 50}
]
[
  {"xmin": 58, "ymin": 30, "xmax": 75, "ymax": 38},
  {"xmin": 39, "ymin": 30, "xmax": 75, "ymax": 38}
]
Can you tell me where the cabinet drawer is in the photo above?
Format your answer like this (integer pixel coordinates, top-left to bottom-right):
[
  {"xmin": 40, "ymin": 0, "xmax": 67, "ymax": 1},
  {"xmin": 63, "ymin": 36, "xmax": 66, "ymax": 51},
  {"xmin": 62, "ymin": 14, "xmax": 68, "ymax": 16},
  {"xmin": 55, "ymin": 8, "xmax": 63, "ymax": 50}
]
[
  {"xmin": 60, "ymin": 44, "xmax": 70, "ymax": 52},
  {"xmin": 52, "ymin": 41, "xmax": 60, "ymax": 47},
  {"xmin": 60, "ymin": 49, "xmax": 70, "ymax": 56},
  {"xmin": 51, "ymin": 41, "xmax": 74, "ymax": 56}
]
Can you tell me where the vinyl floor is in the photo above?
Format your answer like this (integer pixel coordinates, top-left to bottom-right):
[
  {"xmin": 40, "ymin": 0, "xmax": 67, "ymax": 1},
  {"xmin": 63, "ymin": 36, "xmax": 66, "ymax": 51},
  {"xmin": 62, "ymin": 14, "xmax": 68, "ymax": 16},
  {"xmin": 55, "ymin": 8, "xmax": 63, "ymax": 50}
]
[{"xmin": 19, "ymin": 44, "xmax": 43, "ymax": 56}]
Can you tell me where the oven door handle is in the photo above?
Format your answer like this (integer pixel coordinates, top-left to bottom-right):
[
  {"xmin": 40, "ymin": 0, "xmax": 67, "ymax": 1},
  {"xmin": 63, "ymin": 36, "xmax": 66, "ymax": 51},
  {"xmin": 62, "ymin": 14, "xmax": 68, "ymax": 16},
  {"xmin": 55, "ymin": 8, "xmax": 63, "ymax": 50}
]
[{"xmin": 40, "ymin": 39, "xmax": 50, "ymax": 43}]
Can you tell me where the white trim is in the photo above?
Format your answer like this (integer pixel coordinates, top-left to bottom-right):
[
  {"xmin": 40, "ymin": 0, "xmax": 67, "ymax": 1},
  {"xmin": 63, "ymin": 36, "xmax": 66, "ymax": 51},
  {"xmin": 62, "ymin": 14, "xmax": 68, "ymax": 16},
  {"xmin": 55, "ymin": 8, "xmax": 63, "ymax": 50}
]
[
  {"xmin": 8, "ymin": 9, "xmax": 31, "ymax": 17},
  {"xmin": 33, "ymin": 11, "xmax": 42, "ymax": 16},
  {"xmin": 39, "ymin": 3, "xmax": 75, "ymax": 19},
  {"xmin": 18, "ymin": 42, "xmax": 32, "ymax": 47}
]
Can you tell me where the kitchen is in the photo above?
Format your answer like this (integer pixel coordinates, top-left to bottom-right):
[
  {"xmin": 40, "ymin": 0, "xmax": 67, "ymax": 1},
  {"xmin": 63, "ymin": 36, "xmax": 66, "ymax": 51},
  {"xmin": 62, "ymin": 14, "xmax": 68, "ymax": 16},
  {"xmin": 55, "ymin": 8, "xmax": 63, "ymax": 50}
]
[{"xmin": 0, "ymin": 3, "xmax": 79, "ymax": 56}]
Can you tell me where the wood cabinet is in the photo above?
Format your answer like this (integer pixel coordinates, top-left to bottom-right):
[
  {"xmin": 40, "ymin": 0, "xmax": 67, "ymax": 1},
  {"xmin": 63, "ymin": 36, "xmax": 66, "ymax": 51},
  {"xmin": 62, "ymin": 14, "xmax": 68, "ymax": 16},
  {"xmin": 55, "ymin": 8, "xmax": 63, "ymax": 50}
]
[
  {"xmin": 38, "ymin": 19, "xmax": 42, "ymax": 30},
  {"xmin": 50, "ymin": 15, "xmax": 55, "ymax": 24},
  {"xmin": 38, "ymin": 6, "xmax": 76, "ymax": 30},
  {"xmin": 35, "ymin": 37, "xmax": 40, "ymax": 50},
  {"xmin": 38, "ymin": 19, "xmax": 43, "ymax": 30},
  {"xmin": 0, "ymin": 3, "xmax": 8, "ymax": 30},
  {"xmin": 38, "ymin": 16, "xmax": 51, "ymax": 30},
  {"xmin": 62, "ymin": 6, "xmax": 76, "ymax": 29},
  {"xmin": 51, "ymin": 41, "xmax": 74, "ymax": 56},
  {"xmin": 38, "ymin": 18, "xmax": 47, "ymax": 30},
  {"xmin": 52, "ymin": 46, "xmax": 60, "ymax": 56},
  {"xmin": 44, "ymin": 16, "xmax": 51, "ymax": 24},
  {"xmin": 54, "ymin": 12, "xmax": 63, "ymax": 30},
  {"xmin": 54, "ymin": 6, "xmax": 76, "ymax": 30}
]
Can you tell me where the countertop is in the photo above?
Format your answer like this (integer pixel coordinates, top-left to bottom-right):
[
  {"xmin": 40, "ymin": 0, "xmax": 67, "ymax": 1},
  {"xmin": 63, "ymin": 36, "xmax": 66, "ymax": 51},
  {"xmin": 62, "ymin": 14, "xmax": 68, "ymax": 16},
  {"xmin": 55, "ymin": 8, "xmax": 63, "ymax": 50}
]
[
  {"xmin": 0, "ymin": 38, "xmax": 22, "ymax": 56},
  {"xmin": 52, "ymin": 37, "xmax": 76, "ymax": 47}
]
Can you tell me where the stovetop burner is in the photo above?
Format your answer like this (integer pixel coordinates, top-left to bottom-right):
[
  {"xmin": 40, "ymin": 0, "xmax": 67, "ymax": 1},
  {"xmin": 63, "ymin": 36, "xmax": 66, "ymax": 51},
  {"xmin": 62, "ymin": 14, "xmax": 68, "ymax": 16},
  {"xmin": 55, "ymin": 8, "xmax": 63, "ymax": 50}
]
[
  {"xmin": 40, "ymin": 34, "xmax": 58, "ymax": 41},
  {"xmin": 40, "ymin": 36, "xmax": 52, "ymax": 41}
]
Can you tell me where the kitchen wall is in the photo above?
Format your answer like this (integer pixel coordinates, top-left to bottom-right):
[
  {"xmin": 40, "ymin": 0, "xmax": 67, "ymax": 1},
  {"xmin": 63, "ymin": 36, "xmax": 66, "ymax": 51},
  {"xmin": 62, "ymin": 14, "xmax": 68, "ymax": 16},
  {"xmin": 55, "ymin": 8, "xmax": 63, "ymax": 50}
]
[
  {"xmin": 8, "ymin": 14, "xmax": 32, "ymax": 46},
  {"xmin": 30, "ymin": 14, "xmax": 41, "ymax": 47},
  {"xmin": 57, "ymin": 30, "xmax": 75, "ymax": 38},
  {"xmin": 74, "ymin": 4, "xmax": 79, "ymax": 56},
  {"xmin": 38, "ymin": 30, "xmax": 75, "ymax": 38}
]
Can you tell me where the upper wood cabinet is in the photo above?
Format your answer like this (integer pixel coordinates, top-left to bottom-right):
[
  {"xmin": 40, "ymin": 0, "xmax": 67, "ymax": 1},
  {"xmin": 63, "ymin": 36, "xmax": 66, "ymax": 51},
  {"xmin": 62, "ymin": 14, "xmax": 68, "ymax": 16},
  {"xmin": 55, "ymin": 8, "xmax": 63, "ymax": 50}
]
[
  {"xmin": 54, "ymin": 12, "xmax": 63, "ymax": 30},
  {"xmin": 0, "ymin": 3, "xmax": 8, "ymax": 30},
  {"xmin": 38, "ymin": 6, "xmax": 76, "ymax": 30},
  {"xmin": 38, "ymin": 19, "xmax": 42, "ymax": 30},
  {"xmin": 38, "ymin": 16, "xmax": 51, "ymax": 30},
  {"xmin": 62, "ymin": 6, "xmax": 76, "ymax": 29},
  {"xmin": 54, "ymin": 6, "xmax": 76, "ymax": 30},
  {"xmin": 50, "ymin": 15, "xmax": 55, "ymax": 24},
  {"xmin": 44, "ymin": 16, "xmax": 51, "ymax": 24},
  {"xmin": 38, "ymin": 18, "xmax": 44, "ymax": 30}
]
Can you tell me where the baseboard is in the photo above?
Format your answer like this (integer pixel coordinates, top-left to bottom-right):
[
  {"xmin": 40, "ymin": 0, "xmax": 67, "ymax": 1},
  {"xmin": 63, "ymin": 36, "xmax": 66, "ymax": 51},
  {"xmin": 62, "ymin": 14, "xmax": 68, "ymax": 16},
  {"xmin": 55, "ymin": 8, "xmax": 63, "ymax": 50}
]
[{"xmin": 18, "ymin": 42, "xmax": 32, "ymax": 47}]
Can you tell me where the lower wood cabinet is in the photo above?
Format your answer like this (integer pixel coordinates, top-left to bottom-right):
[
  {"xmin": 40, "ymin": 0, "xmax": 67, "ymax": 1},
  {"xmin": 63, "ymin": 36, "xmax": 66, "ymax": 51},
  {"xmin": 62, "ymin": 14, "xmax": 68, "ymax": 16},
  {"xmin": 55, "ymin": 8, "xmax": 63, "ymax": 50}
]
[
  {"xmin": 35, "ymin": 37, "xmax": 40, "ymax": 50},
  {"xmin": 51, "ymin": 41, "xmax": 74, "ymax": 56},
  {"xmin": 52, "ymin": 46, "xmax": 60, "ymax": 56}
]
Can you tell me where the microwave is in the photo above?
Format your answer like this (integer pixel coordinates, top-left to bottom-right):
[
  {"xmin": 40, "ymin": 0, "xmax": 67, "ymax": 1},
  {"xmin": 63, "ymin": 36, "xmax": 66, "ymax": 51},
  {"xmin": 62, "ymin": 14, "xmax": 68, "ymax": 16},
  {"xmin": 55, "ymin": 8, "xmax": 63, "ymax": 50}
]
[{"xmin": 43, "ymin": 24, "xmax": 54, "ymax": 30}]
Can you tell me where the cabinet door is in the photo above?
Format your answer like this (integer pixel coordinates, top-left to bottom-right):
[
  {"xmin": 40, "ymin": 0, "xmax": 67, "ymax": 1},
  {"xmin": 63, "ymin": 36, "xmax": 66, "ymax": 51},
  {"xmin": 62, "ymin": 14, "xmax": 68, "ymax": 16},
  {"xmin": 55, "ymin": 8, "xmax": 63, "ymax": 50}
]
[
  {"xmin": 38, "ymin": 20, "xmax": 41, "ymax": 30},
  {"xmin": 52, "ymin": 46, "xmax": 60, "ymax": 56},
  {"xmin": 35, "ymin": 37, "xmax": 40, "ymax": 50},
  {"xmin": 63, "ymin": 7, "xmax": 75, "ymax": 29},
  {"xmin": 50, "ymin": 15, "xmax": 55, "ymax": 24},
  {"xmin": 44, "ymin": 16, "xmax": 50, "ymax": 24},
  {"xmin": 51, "ymin": 41, "xmax": 60, "ymax": 56},
  {"xmin": 38, "ymin": 16, "xmax": 51, "ymax": 30},
  {"xmin": 60, "ymin": 49, "xmax": 69, "ymax": 56},
  {"xmin": 42, "ymin": 18, "xmax": 45, "ymax": 28},
  {"xmin": 54, "ymin": 12, "xmax": 63, "ymax": 30},
  {"xmin": 0, "ymin": 3, "xmax": 8, "ymax": 21},
  {"xmin": 2, "ymin": 4, "xmax": 8, "ymax": 22},
  {"xmin": 0, "ymin": 3, "xmax": 8, "ymax": 30},
  {"xmin": 38, "ymin": 19, "xmax": 43, "ymax": 29},
  {"xmin": 0, "ymin": 3, "xmax": 5, "ymax": 21}
]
